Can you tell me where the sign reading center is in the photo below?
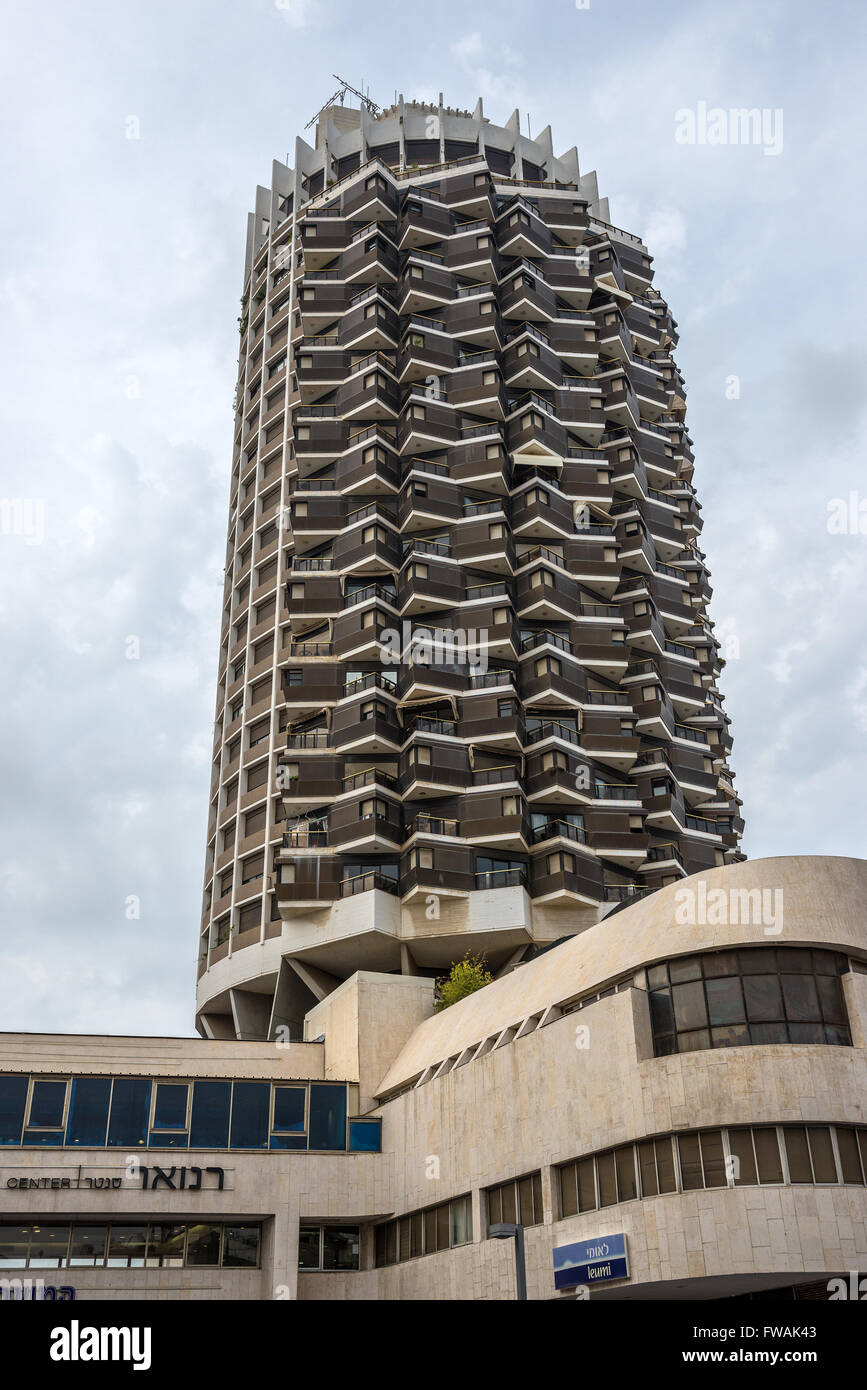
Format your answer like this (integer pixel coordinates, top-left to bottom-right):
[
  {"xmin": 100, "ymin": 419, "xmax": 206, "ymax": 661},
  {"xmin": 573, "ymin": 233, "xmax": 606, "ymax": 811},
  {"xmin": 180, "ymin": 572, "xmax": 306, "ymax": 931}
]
[{"xmin": 553, "ymin": 1233, "xmax": 629, "ymax": 1290}]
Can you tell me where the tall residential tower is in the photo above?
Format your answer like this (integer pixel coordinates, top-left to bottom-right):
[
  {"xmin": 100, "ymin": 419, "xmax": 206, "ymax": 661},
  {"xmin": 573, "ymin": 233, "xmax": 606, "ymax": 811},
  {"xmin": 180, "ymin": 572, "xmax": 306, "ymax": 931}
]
[{"xmin": 197, "ymin": 97, "xmax": 743, "ymax": 1041}]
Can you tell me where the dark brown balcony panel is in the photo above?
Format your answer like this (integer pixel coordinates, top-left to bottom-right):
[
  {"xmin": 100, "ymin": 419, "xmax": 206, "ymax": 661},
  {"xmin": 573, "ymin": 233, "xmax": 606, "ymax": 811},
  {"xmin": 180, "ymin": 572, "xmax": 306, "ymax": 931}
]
[
  {"xmin": 299, "ymin": 220, "xmax": 350, "ymax": 268},
  {"xmin": 396, "ymin": 321, "xmax": 456, "ymax": 382},
  {"xmin": 337, "ymin": 367, "xmax": 401, "ymax": 422},
  {"xmin": 515, "ymin": 564, "xmax": 583, "ymax": 622},
  {"xmin": 617, "ymin": 245, "xmax": 654, "ymax": 294},
  {"xmin": 511, "ymin": 483, "xmax": 575, "ymax": 542},
  {"xmin": 557, "ymin": 456, "xmax": 612, "ymax": 504},
  {"xmin": 440, "ymin": 170, "xmax": 494, "ymax": 218},
  {"xmin": 495, "ymin": 203, "xmax": 553, "ymax": 258},
  {"xmin": 341, "ymin": 170, "xmax": 398, "ymax": 221},
  {"xmin": 500, "ymin": 268, "xmax": 561, "ymax": 324},
  {"xmin": 574, "ymin": 626, "xmax": 629, "ymax": 678},
  {"xmin": 337, "ymin": 432, "xmax": 400, "ymax": 493},
  {"xmin": 446, "ymin": 231, "xmax": 498, "ymax": 283},
  {"xmin": 285, "ymin": 574, "xmax": 341, "ymax": 622},
  {"xmin": 331, "ymin": 704, "xmax": 402, "ymax": 754},
  {"xmin": 296, "ymin": 347, "xmax": 348, "ymax": 402},
  {"xmin": 399, "ymin": 847, "xmax": 475, "ymax": 901},
  {"xmin": 395, "ymin": 662, "xmax": 468, "ymax": 704},
  {"xmin": 339, "ymin": 292, "xmax": 400, "ymax": 352},
  {"xmin": 521, "ymin": 661, "xmax": 588, "ymax": 711},
  {"xmin": 459, "ymin": 798, "xmax": 527, "ymax": 850},
  {"xmin": 537, "ymin": 198, "xmax": 589, "ymax": 244},
  {"xmin": 449, "ymin": 362, "xmax": 507, "ymax": 418},
  {"xmin": 333, "ymin": 523, "xmax": 402, "ymax": 575},
  {"xmin": 457, "ymin": 705, "xmax": 524, "ymax": 751},
  {"xmin": 397, "ymin": 397, "xmax": 460, "ymax": 454},
  {"xmin": 530, "ymin": 858, "xmax": 603, "ymax": 906},
  {"xmin": 341, "ymin": 233, "xmax": 399, "ymax": 287},
  {"xmin": 547, "ymin": 317, "xmax": 598, "ymax": 367},
  {"xmin": 297, "ymin": 279, "xmax": 347, "ymax": 324},
  {"xmin": 397, "ymin": 258, "xmax": 455, "ymax": 315},
  {"xmin": 275, "ymin": 859, "xmax": 341, "ymax": 907},
  {"xmin": 332, "ymin": 606, "xmax": 397, "ymax": 662},
  {"xmin": 544, "ymin": 256, "xmax": 593, "ymax": 306},
  {"xmin": 399, "ymin": 473, "xmax": 462, "ymax": 530},
  {"xmin": 293, "ymin": 417, "xmax": 347, "ymax": 463},
  {"xmin": 277, "ymin": 756, "xmax": 343, "ymax": 807},
  {"xmin": 563, "ymin": 539, "xmax": 619, "ymax": 593},
  {"xmin": 525, "ymin": 750, "xmax": 591, "ymax": 804},
  {"xmin": 398, "ymin": 197, "xmax": 454, "ymax": 249},
  {"xmin": 329, "ymin": 802, "xmax": 403, "ymax": 851},
  {"xmin": 444, "ymin": 294, "xmax": 501, "ymax": 347},
  {"xmin": 397, "ymin": 556, "xmax": 463, "ymax": 614},
  {"xmin": 290, "ymin": 495, "xmax": 345, "ymax": 548},
  {"xmin": 281, "ymin": 663, "xmax": 344, "ymax": 710},
  {"xmin": 600, "ymin": 371, "xmax": 641, "ymax": 430},
  {"xmin": 585, "ymin": 825, "xmax": 648, "ymax": 869},
  {"xmin": 452, "ymin": 519, "xmax": 514, "ymax": 574},
  {"xmin": 449, "ymin": 431, "xmax": 508, "ymax": 491},
  {"xmin": 507, "ymin": 401, "xmax": 569, "ymax": 460},
  {"xmin": 399, "ymin": 742, "xmax": 469, "ymax": 797},
  {"xmin": 503, "ymin": 332, "xmax": 563, "ymax": 391}
]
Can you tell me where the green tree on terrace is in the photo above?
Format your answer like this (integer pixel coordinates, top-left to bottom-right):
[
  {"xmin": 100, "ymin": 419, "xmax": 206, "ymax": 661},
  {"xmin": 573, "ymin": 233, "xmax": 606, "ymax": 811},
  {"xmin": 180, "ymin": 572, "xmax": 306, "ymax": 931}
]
[{"xmin": 433, "ymin": 952, "xmax": 493, "ymax": 1012}]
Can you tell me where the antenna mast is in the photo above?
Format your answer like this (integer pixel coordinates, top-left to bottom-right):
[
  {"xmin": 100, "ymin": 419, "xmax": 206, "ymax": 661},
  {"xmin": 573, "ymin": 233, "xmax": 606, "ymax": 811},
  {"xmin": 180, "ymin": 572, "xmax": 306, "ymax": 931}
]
[{"xmin": 305, "ymin": 74, "xmax": 381, "ymax": 130}]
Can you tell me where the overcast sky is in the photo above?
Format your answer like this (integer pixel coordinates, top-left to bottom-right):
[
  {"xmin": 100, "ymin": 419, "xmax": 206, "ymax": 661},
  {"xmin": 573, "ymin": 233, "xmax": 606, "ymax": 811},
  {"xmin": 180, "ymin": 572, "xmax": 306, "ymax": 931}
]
[{"xmin": 1, "ymin": 0, "xmax": 865, "ymax": 1037}]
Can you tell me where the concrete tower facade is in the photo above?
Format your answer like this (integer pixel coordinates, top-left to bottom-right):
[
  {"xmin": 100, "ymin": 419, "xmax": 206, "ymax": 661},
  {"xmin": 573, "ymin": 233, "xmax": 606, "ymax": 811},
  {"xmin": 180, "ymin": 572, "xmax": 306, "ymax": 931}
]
[{"xmin": 197, "ymin": 98, "xmax": 743, "ymax": 1042}]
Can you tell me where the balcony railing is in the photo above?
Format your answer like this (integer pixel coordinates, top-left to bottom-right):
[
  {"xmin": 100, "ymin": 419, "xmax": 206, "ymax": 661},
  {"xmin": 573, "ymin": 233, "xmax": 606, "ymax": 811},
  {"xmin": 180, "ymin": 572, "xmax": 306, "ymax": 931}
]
[
  {"xmin": 343, "ymin": 583, "xmax": 398, "ymax": 609},
  {"xmin": 525, "ymin": 720, "xmax": 580, "ymax": 747},
  {"xmin": 594, "ymin": 783, "xmax": 640, "ymax": 801},
  {"xmin": 291, "ymin": 556, "xmax": 334, "ymax": 572},
  {"xmin": 521, "ymin": 630, "xmax": 572, "ymax": 655},
  {"xmin": 531, "ymin": 819, "xmax": 587, "ymax": 845},
  {"xmin": 468, "ymin": 669, "xmax": 515, "ymax": 689},
  {"xmin": 585, "ymin": 690, "xmax": 631, "ymax": 706},
  {"xmin": 475, "ymin": 867, "xmax": 527, "ymax": 889},
  {"xmin": 283, "ymin": 826, "xmax": 328, "ymax": 848},
  {"xmin": 341, "ymin": 870, "xmax": 399, "ymax": 897},
  {"xmin": 286, "ymin": 732, "xmax": 329, "ymax": 749},
  {"xmin": 472, "ymin": 764, "xmax": 520, "ymax": 786},
  {"xmin": 406, "ymin": 815, "xmax": 459, "ymax": 838},
  {"xmin": 405, "ymin": 716, "xmax": 457, "ymax": 737},
  {"xmin": 342, "ymin": 767, "xmax": 399, "ymax": 792}
]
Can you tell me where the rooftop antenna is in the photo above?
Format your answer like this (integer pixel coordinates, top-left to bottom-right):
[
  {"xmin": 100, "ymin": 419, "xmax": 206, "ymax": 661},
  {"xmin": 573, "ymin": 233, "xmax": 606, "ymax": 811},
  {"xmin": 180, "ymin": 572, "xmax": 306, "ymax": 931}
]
[{"xmin": 304, "ymin": 74, "xmax": 381, "ymax": 130}]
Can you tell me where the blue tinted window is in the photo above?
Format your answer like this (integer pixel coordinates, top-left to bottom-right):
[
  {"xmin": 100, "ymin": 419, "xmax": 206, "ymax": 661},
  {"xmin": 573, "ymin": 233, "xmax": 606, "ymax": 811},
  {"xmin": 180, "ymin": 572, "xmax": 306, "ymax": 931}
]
[
  {"xmin": 270, "ymin": 1134, "xmax": 307, "ymax": 1150},
  {"xmin": 153, "ymin": 1084, "xmax": 188, "ymax": 1129},
  {"xmin": 309, "ymin": 1085, "xmax": 347, "ymax": 1151},
  {"xmin": 0, "ymin": 1077, "xmax": 28, "ymax": 1146},
  {"xmin": 148, "ymin": 1131, "xmax": 188, "ymax": 1148},
  {"xmin": 190, "ymin": 1081, "xmax": 231, "ymax": 1149},
  {"xmin": 22, "ymin": 1129, "xmax": 65, "ymax": 1146},
  {"xmin": 107, "ymin": 1079, "xmax": 152, "ymax": 1148},
  {"xmin": 229, "ymin": 1083, "xmax": 269, "ymax": 1150},
  {"xmin": 29, "ymin": 1080, "xmax": 67, "ymax": 1128},
  {"xmin": 65, "ymin": 1078, "xmax": 111, "ymax": 1147},
  {"xmin": 349, "ymin": 1118, "xmax": 382, "ymax": 1153},
  {"xmin": 273, "ymin": 1087, "xmax": 305, "ymax": 1132}
]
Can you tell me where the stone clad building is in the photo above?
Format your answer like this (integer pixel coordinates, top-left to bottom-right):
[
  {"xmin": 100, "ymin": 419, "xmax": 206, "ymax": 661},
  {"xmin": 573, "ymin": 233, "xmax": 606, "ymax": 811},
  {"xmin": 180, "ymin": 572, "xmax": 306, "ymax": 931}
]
[{"xmin": 2, "ymin": 857, "xmax": 866, "ymax": 1300}]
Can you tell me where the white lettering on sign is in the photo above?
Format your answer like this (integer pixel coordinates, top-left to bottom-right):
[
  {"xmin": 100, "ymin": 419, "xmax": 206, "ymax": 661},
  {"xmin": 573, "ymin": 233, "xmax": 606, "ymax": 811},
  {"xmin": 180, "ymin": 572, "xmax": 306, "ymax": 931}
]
[{"xmin": 586, "ymin": 1243, "xmax": 609, "ymax": 1257}]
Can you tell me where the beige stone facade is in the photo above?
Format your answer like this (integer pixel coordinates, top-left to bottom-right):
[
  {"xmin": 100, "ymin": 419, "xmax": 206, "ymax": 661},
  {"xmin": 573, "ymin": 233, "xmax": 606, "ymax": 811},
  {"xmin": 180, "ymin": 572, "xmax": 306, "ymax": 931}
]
[{"xmin": 2, "ymin": 856, "xmax": 866, "ymax": 1300}]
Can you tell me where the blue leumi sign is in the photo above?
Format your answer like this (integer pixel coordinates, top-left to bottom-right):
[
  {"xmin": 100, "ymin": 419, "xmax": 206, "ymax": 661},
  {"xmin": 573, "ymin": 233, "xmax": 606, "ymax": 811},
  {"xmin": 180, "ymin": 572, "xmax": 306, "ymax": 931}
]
[{"xmin": 553, "ymin": 1233, "xmax": 629, "ymax": 1290}]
